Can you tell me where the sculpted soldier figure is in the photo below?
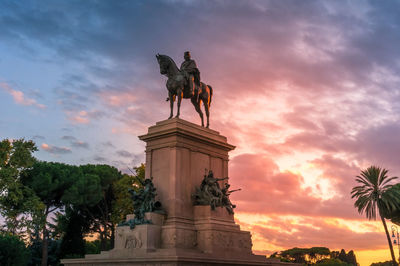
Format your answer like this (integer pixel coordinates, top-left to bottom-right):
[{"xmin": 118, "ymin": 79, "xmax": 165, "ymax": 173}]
[
  {"xmin": 118, "ymin": 177, "xmax": 162, "ymax": 229},
  {"xmin": 221, "ymin": 183, "xmax": 241, "ymax": 215},
  {"xmin": 201, "ymin": 170, "xmax": 227, "ymax": 209},
  {"xmin": 194, "ymin": 170, "xmax": 231, "ymax": 210},
  {"xmin": 192, "ymin": 169, "xmax": 241, "ymax": 214}
]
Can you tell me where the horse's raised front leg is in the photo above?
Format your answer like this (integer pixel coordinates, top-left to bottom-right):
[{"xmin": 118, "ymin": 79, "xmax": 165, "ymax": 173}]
[
  {"xmin": 176, "ymin": 90, "xmax": 183, "ymax": 118},
  {"xmin": 168, "ymin": 92, "xmax": 174, "ymax": 119},
  {"xmin": 191, "ymin": 97, "xmax": 204, "ymax": 126}
]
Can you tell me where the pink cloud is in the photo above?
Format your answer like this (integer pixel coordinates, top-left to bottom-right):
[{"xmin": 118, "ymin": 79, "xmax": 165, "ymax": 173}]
[
  {"xmin": 311, "ymin": 155, "xmax": 359, "ymax": 195},
  {"xmin": 228, "ymin": 153, "xmax": 361, "ymax": 219},
  {"xmin": 282, "ymin": 111, "xmax": 320, "ymax": 131},
  {"xmin": 0, "ymin": 82, "xmax": 46, "ymax": 109},
  {"xmin": 66, "ymin": 110, "xmax": 104, "ymax": 124},
  {"xmin": 99, "ymin": 91, "xmax": 138, "ymax": 107},
  {"xmin": 69, "ymin": 111, "xmax": 89, "ymax": 124},
  {"xmin": 41, "ymin": 143, "xmax": 71, "ymax": 154}
]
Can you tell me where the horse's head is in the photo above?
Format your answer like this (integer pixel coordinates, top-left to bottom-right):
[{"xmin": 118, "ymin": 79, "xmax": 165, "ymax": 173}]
[{"xmin": 156, "ymin": 53, "xmax": 169, "ymax": 75}]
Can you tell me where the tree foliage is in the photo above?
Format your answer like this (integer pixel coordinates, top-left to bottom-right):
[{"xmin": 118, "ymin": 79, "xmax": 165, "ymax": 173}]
[
  {"xmin": 351, "ymin": 166, "xmax": 400, "ymax": 220},
  {"xmin": 0, "ymin": 233, "xmax": 30, "ymax": 266},
  {"xmin": 272, "ymin": 247, "xmax": 357, "ymax": 265},
  {"xmin": 26, "ymin": 225, "xmax": 61, "ymax": 266},
  {"xmin": 330, "ymin": 249, "xmax": 357, "ymax": 265},
  {"xmin": 22, "ymin": 161, "xmax": 81, "ymax": 266},
  {"xmin": 346, "ymin": 250, "xmax": 357, "ymax": 266},
  {"xmin": 351, "ymin": 166, "xmax": 400, "ymax": 265},
  {"xmin": 383, "ymin": 184, "xmax": 400, "ymax": 226},
  {"xmin": 56, "ymin": 164, "xmax": 143, "ymax": 257},
  {"xmin": 85, "ymin": 239, "xmax": 102, "ymax": 255},
  {"xmin": 71, "ymin": 164, "xmax": 122, "ymax": 251},
  {"xmin": 0, "ymin": 139, "xmax": 42, "ymax": 235},
  {"xmin": 0, "ymin": 138, "xmax": 146, "ymax": 263},
  {"xmin": 277, "ymin": 247, "xmax": 330, "ymax": 264},
  {"xmin": 57, "ymin": 208, "xmax": 88, "ymax": 259},
  {"xmin": 111, "ymin": 164, "xmax": 145, "ymax": 225},
  {"xmin": 316, "ymin": 258, "xmax": 353, "ymax": 265}
]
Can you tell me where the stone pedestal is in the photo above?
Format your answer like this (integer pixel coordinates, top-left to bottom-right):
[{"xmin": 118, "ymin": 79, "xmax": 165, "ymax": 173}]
[
  {"xmin": 61, "ymin": 118, "xmax": 290, "ymax": 266},
  {"xmin": 113, "ymin": 213, "xmax": 165, "ymax": 252},
  {"xmin": 139, "ymin": 118, "xmax": 234, "ymax": 222},
  {"xmin": 139, "ymin": 118, "xmax": 236, "ymax": 251},
  {"xmin": 194, "ymin": 206, "xmax": 252, "ymax": 254}
]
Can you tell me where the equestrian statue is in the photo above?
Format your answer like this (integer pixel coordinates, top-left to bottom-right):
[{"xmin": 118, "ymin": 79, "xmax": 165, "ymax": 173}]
[{"xmin": 156, "ymin": 51, "xmax": 213, "ymax": 128}]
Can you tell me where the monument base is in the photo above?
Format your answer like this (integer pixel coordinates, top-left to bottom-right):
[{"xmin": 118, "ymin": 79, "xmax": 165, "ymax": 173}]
[
  {"xmin": 61, "ymin": 210, "xmax": 289, "ymax": 266},
  {"xmin": 61, "ymin": 254, "xmax": 283, "ymax": 266},
  {"xmin": 61, "ymin": 119, "xmax": 293, "ymax": 266}
]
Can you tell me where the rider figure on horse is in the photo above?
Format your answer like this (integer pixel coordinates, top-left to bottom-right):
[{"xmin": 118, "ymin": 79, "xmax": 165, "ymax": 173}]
[
  {"xmin": 166, "ymin": 51, "xmax": 201, "ymax": 101},
  {"xmin": 157, "ymin": 52, "xmax": 212, "ymax": 128},
  {"xmin": 180, "ymin": 51, "xmax": 200, "ymax": 98}
]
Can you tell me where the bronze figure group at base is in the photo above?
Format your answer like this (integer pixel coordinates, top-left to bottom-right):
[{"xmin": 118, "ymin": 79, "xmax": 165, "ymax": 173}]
[
  {"xmin": 118, "ymin": 178, "xmax": 163, "ymax": 229},
  {"xmin": 192, "ymin": 170, "xmax": 241, "ymax": 215},
  {"xmin": 120, "ymin": 170, "xmax": 240, "ymax": 230},
  {"xmin": 156, "ymin": 52, "xmax": 213, "ymax": 128}
]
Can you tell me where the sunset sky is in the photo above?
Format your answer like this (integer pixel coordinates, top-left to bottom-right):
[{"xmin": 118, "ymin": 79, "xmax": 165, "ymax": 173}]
[{"xmin": 1, "ymin": 1, "xmax": 400, "ymax": 265}]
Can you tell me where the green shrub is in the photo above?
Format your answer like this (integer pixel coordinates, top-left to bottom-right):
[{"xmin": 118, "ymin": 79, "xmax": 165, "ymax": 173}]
[
  {"xmin": 0, "ymin": 233, "xmax": 30, "ymax": 266},
  {"xmin": 85, "ymin": 240, "xmax": 101, "ymax": 254}
]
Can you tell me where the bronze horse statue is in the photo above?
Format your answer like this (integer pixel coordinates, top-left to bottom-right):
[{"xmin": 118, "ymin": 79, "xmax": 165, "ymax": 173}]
[{"xmin": 156, "ymin": 54, "xmax": 213, "ymax": 128}]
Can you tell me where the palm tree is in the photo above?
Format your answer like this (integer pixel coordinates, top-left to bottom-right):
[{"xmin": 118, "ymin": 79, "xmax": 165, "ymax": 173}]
[{"xmin": 351, "ymin": 166, "xmax": 400, "ymax": 265}]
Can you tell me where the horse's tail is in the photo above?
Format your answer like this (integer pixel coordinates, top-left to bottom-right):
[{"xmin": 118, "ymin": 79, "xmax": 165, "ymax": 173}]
[{"xmin": 208, "ymin": 85, "xmax": 213, "ymax": 107}]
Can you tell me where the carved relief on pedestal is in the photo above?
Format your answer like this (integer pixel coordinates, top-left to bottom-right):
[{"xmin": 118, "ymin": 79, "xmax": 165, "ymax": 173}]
[
  {"xmin": 206, "ymin": 232, "xmax": 213, "ymax": 243},
  {"xmin": 237, "ymin": 234, "xmax": 252, "ymax": 250},
  {"xmin": 215, "ymin": 232, "xmax": 234, "ymax": 248},
  {"xmin": 162, "ymin": 227, "xmax": 197, "ymax": 248},
  {"xmin": 196, "ymin": 229, "xmax": 253, "ymax": 253},
  {"xmin": 125, "ymin": 236, "xmax": 143, "ymax": 249},
  {"xmin": 161, "ymin": 229, "xmax": 177, "ymax": 247},
  {"xmin": 117, "ymin": 228, "xmax": 124, "ymax": 238},
  {"xmin": 184, "ymin": 230, "xmax": 197, "ymax": 248}
]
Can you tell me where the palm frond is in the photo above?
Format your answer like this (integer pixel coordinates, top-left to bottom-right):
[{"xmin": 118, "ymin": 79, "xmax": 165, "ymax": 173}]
[
  {"xmin": 355, "ymin": 175, "xmax": 372, "ymax": 187},
  {"xmin": 381, "ymin": 176, "xmax": 399, "ymax": 187},
  {"xmin": 351, "ymin": 166, "xmax": 399, "ymax": 221},
  {"xmin": 378, "ymin": 168, "xmax": 389, "ymax": 185}
]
